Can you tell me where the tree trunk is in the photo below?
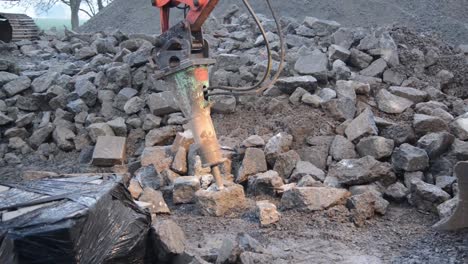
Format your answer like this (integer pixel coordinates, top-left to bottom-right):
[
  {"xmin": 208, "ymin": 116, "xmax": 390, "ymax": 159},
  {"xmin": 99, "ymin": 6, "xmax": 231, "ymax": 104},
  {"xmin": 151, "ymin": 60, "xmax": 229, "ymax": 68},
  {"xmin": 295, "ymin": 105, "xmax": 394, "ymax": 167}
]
[
  {"xmin": 70, "ymin": 0, "xmax": 82, "ymax": 30},
  {"xmin": 98, "ymin": 0, "xmax": 104, "ymax": 11}
]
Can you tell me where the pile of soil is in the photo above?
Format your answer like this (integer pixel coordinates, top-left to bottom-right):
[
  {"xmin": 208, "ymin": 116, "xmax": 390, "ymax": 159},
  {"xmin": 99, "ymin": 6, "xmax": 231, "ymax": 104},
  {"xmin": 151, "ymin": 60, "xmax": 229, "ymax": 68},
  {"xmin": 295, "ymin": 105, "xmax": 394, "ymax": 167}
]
[{"xmin": 79, "ymin": 0, "xmax": 468, "ymax": 45}]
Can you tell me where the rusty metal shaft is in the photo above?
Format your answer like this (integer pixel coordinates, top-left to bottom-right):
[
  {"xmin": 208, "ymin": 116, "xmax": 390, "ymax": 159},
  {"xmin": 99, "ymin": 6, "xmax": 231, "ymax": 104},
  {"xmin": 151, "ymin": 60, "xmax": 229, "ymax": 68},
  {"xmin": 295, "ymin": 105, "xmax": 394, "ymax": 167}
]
[{"xmin": 169, "ymin": 65, "xmax": 225, "ymax": 190}]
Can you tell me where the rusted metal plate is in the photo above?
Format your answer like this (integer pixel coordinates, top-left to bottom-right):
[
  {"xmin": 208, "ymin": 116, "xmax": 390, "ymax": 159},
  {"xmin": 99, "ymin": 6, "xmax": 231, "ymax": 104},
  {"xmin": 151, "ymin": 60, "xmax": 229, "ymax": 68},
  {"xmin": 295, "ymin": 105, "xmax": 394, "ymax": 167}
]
[{"xmin": 91, "ymin": 136, "xmax": 127, "ymax": 166}]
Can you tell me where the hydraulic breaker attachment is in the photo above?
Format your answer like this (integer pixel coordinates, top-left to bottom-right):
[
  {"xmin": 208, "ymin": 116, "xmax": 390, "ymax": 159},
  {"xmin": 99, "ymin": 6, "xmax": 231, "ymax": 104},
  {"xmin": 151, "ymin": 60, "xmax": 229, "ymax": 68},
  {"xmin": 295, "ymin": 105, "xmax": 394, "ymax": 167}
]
[
  {"xmin": 153, "ymin": 21, "xmax": 225, "ymax": 190},
  {"xmin": 433, "ymin": 161, "xmax": 468, "ymax": 230},
  {"xmin": 168, "ymin": 66, "xmax": 226, "ymax": 190}
]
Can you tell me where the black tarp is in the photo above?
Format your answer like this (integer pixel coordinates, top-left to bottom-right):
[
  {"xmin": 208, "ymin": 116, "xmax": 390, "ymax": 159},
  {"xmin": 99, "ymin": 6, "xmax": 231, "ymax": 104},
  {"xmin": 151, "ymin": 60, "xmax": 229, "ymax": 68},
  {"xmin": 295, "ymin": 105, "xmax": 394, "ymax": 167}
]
[{"xmin": 0, "ymin": 174, "xmax": 152, "ymax": 264}]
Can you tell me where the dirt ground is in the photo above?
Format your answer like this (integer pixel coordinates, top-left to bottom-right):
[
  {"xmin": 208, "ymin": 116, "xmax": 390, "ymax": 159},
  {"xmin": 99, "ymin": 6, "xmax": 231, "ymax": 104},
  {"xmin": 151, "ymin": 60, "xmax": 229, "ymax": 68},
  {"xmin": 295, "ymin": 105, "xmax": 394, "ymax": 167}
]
[{"xmin": 1, "ymin": 100, "xmax": 467, "ymax": 264}]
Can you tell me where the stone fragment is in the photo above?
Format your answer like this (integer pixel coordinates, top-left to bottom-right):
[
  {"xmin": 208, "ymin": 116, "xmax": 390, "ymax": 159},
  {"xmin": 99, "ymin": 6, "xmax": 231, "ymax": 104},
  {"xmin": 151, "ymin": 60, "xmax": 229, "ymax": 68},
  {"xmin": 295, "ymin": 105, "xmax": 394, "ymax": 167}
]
[
  {"xmin": 264, "ymin": 132, "xmax": 293, "ymax": 166},
  {"xmin": 383, "ymin": 69, "xmax": 405, "ymax": 86},
  {"xmin": 87, "ymin": 123, "xmax": 115, "ymax": 142},
  {"xmin": 105, "ymin": 117, "xmax": 126, "ymax": 137},
  {"xmin": 0, "ymin": 71, "xmax": 19, "ymax": 86},
  {"xmin": 211, "ymin": 95, "xmax": 236, "ymax": 114},
  {"xmin": 416, "ymin": 132, "xmax": 454, "ymax": 159},
  {"xmin": 360, "ymin": 58, "xmax": 387, "ymax": 77},
  {"xmin": 335, "ymin": 80, "xmax": 357, "ymax": 102},
  {"xmin": 236, "ymin": 147, "xmax": 268, "ymax": 183},
  {"xmin": 450, "ymin": 113, "xmax": 468, "ymax": 140},
  {"xmin": 290, "ymin": 161, "xmax": 326, "ymax": 182},
  {"xmin": 141, "ymin": 146, "xmax": 174, "ymax": 173},
  {"xmin": 299, "ymin": 136, "xmax": 334, "ymax": 170},
  {"xmin": 376, "ymin": 89, "xmax": 413, "ymax": 114},
  {"xmin": 29, "ymin": 123, "xmax": 55, "ymax": 149},
  {"xmin": 330, "ymin": 135, "xmax": 357, "ymax": 161},
  {"xmin": 0, "ymin": 112, "xmax": 13, "ymax": 126},
  {"xmin": 135, "ymin": 165, "xmax": 163, "ymax": 190},
  {"xmin": 356, "ymin": 136, "xmax": 394, "ymax": 159},
  {"xmin": 404, "ymin": 171, "xmax": 425, "ymax": 189},
  {"xmin": 124, "ymin": 96, "xmax": 145, "ymax": 114},
  {"xmin": 321, "ymin": 98, "xmax": 356, "ymax": 121},
  {"xmin": 436, "ymin": 198, "xmax": 458, "ymax": 220},
  {"xmin": 3, "ymin": 76, "xmax": 31, "ymax": 96},
  {"xmin": 344, "ymin": 108, "xmax": 378, "ymax": 143},
  {"xmin": 147, "ymin": 91, "xmax": 180, "ymax": 116},
  {"xmin": 301, "ymin": 93, "xmax": 322, "ymax": 107},
  {"xmin": 143, "ymin": 114, "xmax": 162, "ymax": 131},
  {"xmin": 139, "ymin": 187, "xmax": 170, "ymax": 214},
  {"xmin": 384, "ymin": 182, "xmax": 409, "ymax": 202},
  {"xmin": 171, "ymin": 130, "xmax": 195, "ymax": 153},
  {"xmin": 173, "ymin": 176, "xmax": 200, "ymax": 204},
  {"xmin": 74, "ymin": 80, "xmax": 97, "ymax": 106},
  {"xmin": 435, "ymin": 176, "xmax": 456, "ymax": 194},
  {"xmin": 289, "ymin": 87, "xmax": 308, "ymax": 105},
  {"xmin": 171, "ymin": 146, "xmax": 188, "ymax": 175},
  {"xmin": 413, "ymin": 114, "xmax": 448, "ymax": 135},
  {"xmin": 294, "ymin": 50, "xmax": 329, "ymax": 82},
  {"xmin": 272, "ymin": 150, "xmax": 300, "ymax": 179},
  {"xmin": 349, "ymin": 48, "xmax": 373, "ymax": 69},
  {"xmin": 67, "ymin": 99, "xmax": 89, "ymax": 113},
  {"xmin": 380, "ymin": 124, "xmax": 416, "ymax": 145},
  {"xmin": 241, "ymin": 135, "xmax": 265, "ymax": 148},
  {"xmin": 128, "ymin": 179, "xmax": 143, "ymax": 199},
  {"xmin": 256, "ymin": 200, "xmax": 280, "ymax": 227},
  {"xmin": 303, "ymin": 17, "xmax": 340, "ymax": 36},
  {"xmin": 328, "ymin": 156, "xmax": 395, "ymax": 186},
  {"xmin": 113, "ymin": 87, "xmax": 138, "ymax": 110},
  {"xmin": 318, "ymin": 87, "xmax": 337, "ymax": 102},
  {"xmin": 388, "ymin": 86, "xmax": 427, "ymax": 103},
  {"xmin": 275, "ymin": 76, "xmax": 318, "ymax": 94},
  {"xmin": 151, "ymin": 220, "xmax": 186, "ymax": 259},
  {"xmin": 347, "ymin": 191, "xmax": 389, "ymax": 226},
  {"xmin": 328, "ymin": 44, "xmax": 350, "ymax": 62},
  {"xmin": 53, "ymin": 126, "xmax": 75, "ymax": 151},
  {"xmin": 91, "ymin": 136, "xmax": 126, "ymax": 166},
  {"xmin": 247, "ymin": 170, "xmax": 284, "ymax": 196},
  {"xmin": 297, "ymin": 175, "xmax": 323, "ymax": 187},
  {"xmin": 391, "ymin": 143, "xmax": 429, "ymax": 172},
  {"xmin": 145, "ymin": 126, "xmax": 177, "ymax": 147},
  {"xmin": 195, "ymin": 183, "xmax": 246, "ymax": 216},
  {"xmin": 31, "ymin": 71, "xmax": 58, "ymax": 93},
  {"xmin": 408, "ymin": 180, "xmax": 451, "ymax": 212},
  {"xmin": 280, "ymin": 187, "xmax": 350, "ymax": 212}
]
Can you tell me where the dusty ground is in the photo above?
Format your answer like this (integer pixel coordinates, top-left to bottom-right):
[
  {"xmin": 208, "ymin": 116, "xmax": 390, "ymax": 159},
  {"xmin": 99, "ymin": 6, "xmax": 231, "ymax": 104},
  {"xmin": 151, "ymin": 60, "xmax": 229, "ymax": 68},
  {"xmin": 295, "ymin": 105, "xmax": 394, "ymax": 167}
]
[{"xmin": 1, "ymin": 100, "xmax": 467, "ymax": 263}]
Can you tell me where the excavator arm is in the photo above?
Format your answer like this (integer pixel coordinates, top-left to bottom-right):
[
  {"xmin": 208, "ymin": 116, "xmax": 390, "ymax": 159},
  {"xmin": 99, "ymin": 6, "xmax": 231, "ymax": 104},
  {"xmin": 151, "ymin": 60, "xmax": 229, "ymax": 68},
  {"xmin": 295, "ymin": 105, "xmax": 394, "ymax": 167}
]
[{"xmin": 153, "ymin": 0, "xmax": 219, "ymax": 32}]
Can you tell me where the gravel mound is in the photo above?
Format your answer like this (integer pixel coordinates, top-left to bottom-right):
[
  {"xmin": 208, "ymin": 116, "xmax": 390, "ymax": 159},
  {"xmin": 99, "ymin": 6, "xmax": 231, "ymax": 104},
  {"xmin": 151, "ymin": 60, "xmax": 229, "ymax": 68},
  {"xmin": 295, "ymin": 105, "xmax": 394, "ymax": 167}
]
[{"xmin": 80, "ymin": 0, "xmax": 468, "ymax": 45}]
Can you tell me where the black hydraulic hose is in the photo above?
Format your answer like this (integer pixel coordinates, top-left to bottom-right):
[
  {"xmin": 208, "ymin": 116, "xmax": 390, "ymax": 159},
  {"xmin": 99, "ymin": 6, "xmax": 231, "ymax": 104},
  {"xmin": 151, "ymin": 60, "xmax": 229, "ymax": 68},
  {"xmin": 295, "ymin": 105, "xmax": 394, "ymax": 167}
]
[
  {"xmin": 207, "ymin": 0, "xmax": 273, "ymax": 92},
  {"xmin": 207, "ymin": 0, "xmax": 285, "ymax": 96}
]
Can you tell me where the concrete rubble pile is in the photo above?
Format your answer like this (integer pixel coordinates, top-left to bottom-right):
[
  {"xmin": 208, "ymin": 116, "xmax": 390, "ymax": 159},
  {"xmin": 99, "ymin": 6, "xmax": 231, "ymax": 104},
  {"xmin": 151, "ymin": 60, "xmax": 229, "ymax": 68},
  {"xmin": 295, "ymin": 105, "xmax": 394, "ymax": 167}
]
[{"xmin": 1, "ymin": 5, "xmax": 468, "ymax": 238}]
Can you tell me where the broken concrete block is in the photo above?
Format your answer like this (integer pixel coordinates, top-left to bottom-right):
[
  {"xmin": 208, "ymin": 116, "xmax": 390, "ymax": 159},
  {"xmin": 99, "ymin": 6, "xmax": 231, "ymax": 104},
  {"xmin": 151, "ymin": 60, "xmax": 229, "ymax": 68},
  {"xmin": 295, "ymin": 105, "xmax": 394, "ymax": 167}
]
[
  {"xmin": 272, "ymin": 150, "xmax": 301, "ymax": 179},
  {"xmin": 195, "ymin": 183, "xmax": 246, "ymax": 217},
  {"xmin": 128, "ymin": 179, "xmax": 143, "ymax": 199},
  {"xmin": 280, "ymin": 187, "xmax": 350, "ymax": 212},
  {"xmin": 171, "ymin": 146, "xmax": 188, "ymax": 175},
  {"xmin": 236, "ymin": 147, "xmax": 268, "ymax": 183},
  {"xmin": 248, "ymin": 170, "xmax": 284, "ymax": 196},
  {"xmin": 151, "ymin": 220, "xmax": 186, "ymax": 260},
  {"xmin": 141, "ymin": 146, "xmax": 174, "ymax": 173},
  {"xmin": 91, "ymin": 136, "xmax": 126, "ymax": 166},
  {"xmin": 139, "ymin": 187, "xmax": 170, "ymax": 214},
  {"xmin": 256, "ymin": 200, "xmax": 280, "ymax": 227},
  {"xmin": 173, "ymin": 176, "xmax": 200, "ymax": 204}
]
